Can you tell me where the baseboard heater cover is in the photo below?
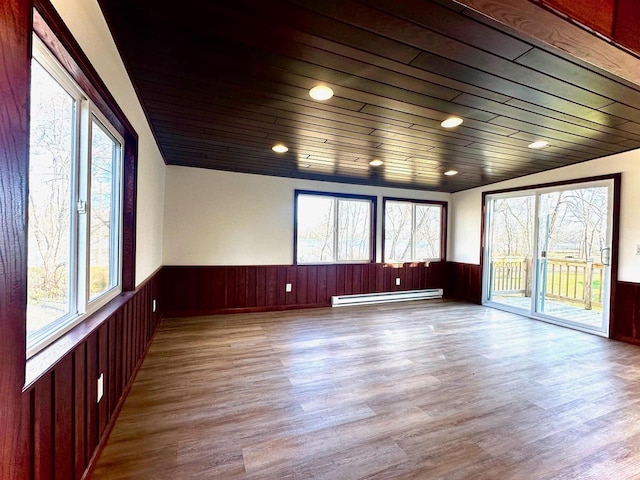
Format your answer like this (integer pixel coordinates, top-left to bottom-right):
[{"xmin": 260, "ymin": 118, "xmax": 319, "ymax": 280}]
[{"xmin": 331, "ymin": 288, "xmax": 443, "ymax": 307}]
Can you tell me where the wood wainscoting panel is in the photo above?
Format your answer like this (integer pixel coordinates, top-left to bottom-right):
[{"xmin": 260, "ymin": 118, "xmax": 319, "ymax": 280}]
[
  {"xmin": 162, "ymin": 262, "xmax": 447, "ymax": 317},
  {"xmin": 613, "ymin": 280, "xmax": 640, "ymax": 344},
  {"xmin": 24, "ymin": 270, "xmax": 162, "ymax": 480},
  {"xmin": 447, "ymin": 262, "xmax": 482, "ymax": 304}
]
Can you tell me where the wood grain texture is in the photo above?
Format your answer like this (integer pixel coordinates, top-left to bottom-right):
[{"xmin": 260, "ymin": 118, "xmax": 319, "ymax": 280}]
[
  {"xmin": 613, "ymin": 281, "xmax": 640, "ymax": 344},
  {"xmin": 161, "ymin": 262, "xmax": 447, "ymax": 317},
  {"xmin": 447, "ymin": 262, "xmax": 483, "ymax": 304},
  {"xmin": 25, "ymin": 271, "xmax": 162, "ymax": 480},
  {"xmin": 460, "ymin": 0, "xmax": 640, "ymax": 85},
  {"xmin": 98, "ymin": 0, "xmax": 640, "ymax": 193},
  {"xmin": 0, "ymin": 0, "xmax": 31, "ymax": 479},
  {"xmin": 92, "ymin": 300, "xmax": 640, "ymax": 478}
]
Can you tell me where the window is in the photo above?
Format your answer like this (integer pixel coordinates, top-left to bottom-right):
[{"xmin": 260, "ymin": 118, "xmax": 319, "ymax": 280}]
[
  {"xmin": 27, "ymin": 37, "xmax": 123, "ymax": 357},
  {"xmin": 295, "ymin": 191, "xmax": 376, "ymax": 264},
  {"xmin": 384, "ymin": 199, "xmax": 446, "ymax": 262}
]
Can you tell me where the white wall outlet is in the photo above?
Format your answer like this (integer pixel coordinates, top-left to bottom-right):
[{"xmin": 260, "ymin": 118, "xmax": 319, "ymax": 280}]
[
  {"xmin": 97, "ymin": 373, "xmax": 104, "ymax": 403},
  {"xmin": 636, "ymin": 244, "xmax": 640, "ymax": 256},
  {"xmin": 152, "ymin": 299, "xmax": 157, "ymax": 312},
  {"xmin": 395, "ymin": 277, "xmax": 401, "ymax": 286},
  {"xmin": 286, "ymin": 283, "xmax": 292, "ymax": 293}
]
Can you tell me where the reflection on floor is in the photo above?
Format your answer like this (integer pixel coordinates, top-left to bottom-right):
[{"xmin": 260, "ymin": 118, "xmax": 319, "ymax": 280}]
[
  {"xmin": 490, "ymin": 294, "xmax": 602, "ymax": 328},
  {"xmin": 91, "ymin": 300, "xmax": 640, "ymax": 479}
]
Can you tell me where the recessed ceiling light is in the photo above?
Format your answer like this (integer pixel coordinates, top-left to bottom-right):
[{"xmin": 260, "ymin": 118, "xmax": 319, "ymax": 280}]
[
  {"xmin": 528, "ymin": 140, "xmax": 549, "ymax": 149},
  {"xmin": 272, "ymin": 144, "xmax": 288, "ymax": 153},
  {"xmin": 441, "ymin": 117, "xmax": 463, "ymax": 128},
  {"xmin": 369, "ymin": 159, "xmax": 384, "ymax": 167},
  {"xmin": 309, "ymin": 85, "xmax": 334, "ymax": 101},
  {"xmin": 444, "ymin": 170, "xmax": 458, "ymax": 176}
]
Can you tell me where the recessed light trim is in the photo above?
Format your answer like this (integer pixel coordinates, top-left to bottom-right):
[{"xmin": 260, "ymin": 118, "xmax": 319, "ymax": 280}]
[
  {"xmin": 309, "ymin": 85, "xmax": 334, "ymax": 101},
  {"xmin": 369, "ymin": 159, "xmax": 384, "ymax": 167},
  {"xmin": 441, "ymin": 117, "xmax": 463, "ymax": 128},
  {"xmin": 272, "ymin": 144, "xmax": 288, "ymax": 153},
  {"xmin": 528, "ymin": 140, "xmax": 549, "ymax": 149},
  {"xmin": 444, "ymin": 170, "xmax": 458, "ymax": 176}
]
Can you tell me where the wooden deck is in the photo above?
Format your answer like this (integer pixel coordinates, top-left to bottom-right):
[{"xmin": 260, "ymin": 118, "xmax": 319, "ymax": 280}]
[
  {"xmin": 490, "ymin": 294, "xmax": 603, "ymax": 328},
  {"xmin": 91, "ymin": 300, "xmax": 640, "ymax": 479}
]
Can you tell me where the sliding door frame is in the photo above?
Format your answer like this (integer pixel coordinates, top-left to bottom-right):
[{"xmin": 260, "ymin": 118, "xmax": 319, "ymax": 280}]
[{"xmin": 480, "ymin": 173, "xmax": 621, "ymax": 338}]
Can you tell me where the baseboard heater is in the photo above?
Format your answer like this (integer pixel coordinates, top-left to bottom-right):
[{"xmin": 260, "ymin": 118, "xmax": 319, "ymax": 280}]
[{"xmin": 331, "ymin": 288, "xmax": 443, "ymax": 307}]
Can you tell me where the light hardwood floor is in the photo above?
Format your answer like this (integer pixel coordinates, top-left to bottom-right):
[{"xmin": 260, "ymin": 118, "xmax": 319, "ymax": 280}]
[{"xmin": 91, "ymin": 300, "xmax": 640, "ymax": 479}]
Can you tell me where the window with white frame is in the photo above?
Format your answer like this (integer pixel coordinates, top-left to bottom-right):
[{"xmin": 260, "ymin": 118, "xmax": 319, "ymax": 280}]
[
  {"xmin": 295, "ymin": 191, "xmax": 375, "ymax": 264},
  {"xmin": 384, "ymin": 199, "xmax": 445, "ymax": 262},
  {"xmin": 27, "ymin": 37, "xmax": 123, "ymax": 357}
]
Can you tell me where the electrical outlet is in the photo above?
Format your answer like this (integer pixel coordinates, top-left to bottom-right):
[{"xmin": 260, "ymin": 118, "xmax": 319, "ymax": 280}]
[
  {"xmin": 152, "ymin": 299, "xmax": 157, "ymax": 312},
  {"xmin": 286, "ymin": 283, "xmax": 292, "ymax": 293},
  {"xmin": 395, "ymin": 277, "xmax": 401, "ymax": 286},
  {"xmin": 97, "ymin": 373, "xmax": 104, "ymax": 403}
]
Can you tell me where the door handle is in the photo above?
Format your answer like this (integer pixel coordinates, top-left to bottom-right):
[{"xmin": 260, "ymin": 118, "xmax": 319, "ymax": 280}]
[{"xmin": 601, "ymin": 247, "xmax": 611, "ymax": 266}]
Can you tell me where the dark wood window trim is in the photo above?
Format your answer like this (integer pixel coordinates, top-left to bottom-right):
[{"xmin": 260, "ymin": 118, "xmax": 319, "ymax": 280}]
[
  {"xmin": 293, "ymin": 189, "xmax": 378, "ymax": 265},
  {"xmin": 382, "ymin": 197, "xmax": 448, "ymax": 263},
  {"xmin": 25, "ymin": 0, "xmax": 139, "ymax": 381},
  {"xmin": 480, "ymin": 173, "xmax": 621, "ymax": 338}
]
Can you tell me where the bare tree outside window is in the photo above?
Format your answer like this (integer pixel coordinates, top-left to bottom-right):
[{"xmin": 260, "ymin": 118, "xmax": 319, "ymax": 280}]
[
  {"xmin": 296, "ymin": 193, "xmax": 372, "ymax": 263},
  {"xmin": 384, "ymin": 200, "xmax": 442, "ymax": 262},
  {"xmin": 27, "ymin": 59, "xmax": 75, "ymax": 334}
]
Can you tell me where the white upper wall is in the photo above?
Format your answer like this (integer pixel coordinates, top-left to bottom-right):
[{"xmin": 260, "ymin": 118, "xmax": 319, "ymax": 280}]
[
  {"xmin": 163, "ymin": 166, "xmax": 451, "ymax": 265},
  {"xmin": 451, "ymin": 148, "xmax": 640, "ymax": 282},
  {"xmin": 51, "ymin": 0, "xmax": 166, "ymax": 285}
]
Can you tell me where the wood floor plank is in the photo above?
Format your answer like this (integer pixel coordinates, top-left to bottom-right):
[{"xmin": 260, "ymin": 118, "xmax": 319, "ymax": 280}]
[{"xmin": 91, "ymin": 301, "xmax": 640, "ymax": 479}]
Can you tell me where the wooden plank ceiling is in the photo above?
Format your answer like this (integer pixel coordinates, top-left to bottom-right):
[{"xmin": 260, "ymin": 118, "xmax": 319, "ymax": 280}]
[{"xmin": 98, "ymin": 0, "xmax": 640, "ymax": 192}]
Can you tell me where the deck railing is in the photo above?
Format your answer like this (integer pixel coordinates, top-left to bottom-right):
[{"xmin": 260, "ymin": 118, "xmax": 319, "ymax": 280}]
[{"xmin": 490, "ymin": 257, "xmax": 604, "ymax": 310}]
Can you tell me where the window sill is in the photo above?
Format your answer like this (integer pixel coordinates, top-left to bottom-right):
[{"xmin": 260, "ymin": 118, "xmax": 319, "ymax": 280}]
[{"xmin": 24, "ymin": 291, "xmax": 134, "ymax": 391}]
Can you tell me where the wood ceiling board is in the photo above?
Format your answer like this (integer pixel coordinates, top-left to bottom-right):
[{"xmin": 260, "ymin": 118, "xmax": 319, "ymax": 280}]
[
  {"xmin": 360, "ymin": 0, "xmax": 533, "ymax": 60},
  {"xmin": 487, "ymin": 117, "xmax": 628, "ymax": 154},
  {"xmin": 453, "ymin": 93, "xmax": 631, "ymax": 144},
  {"xmin": 289, "ymin": 0, "xmax": 532, "ymax": 62},
  {"xmin": 599, "ymin": 102, "xmax": 640, "ymax": 124},
  {"xmin": 503, "ymin": 99, "xmax": 635, "ymax": 135},
  {"xmin": 409, "ymin": 51, "xmax": 615, "ymax": 113},
  {"xmin": 359, "ymin": 104, "xmax": 519, "ymax": 138},
  {"xmin": 99, "ymin": 0, "xmax": 640, "ymax": 193},
  {"xmin": 514, "ymin": 48, "xmax": 640, "ymax": 109}
]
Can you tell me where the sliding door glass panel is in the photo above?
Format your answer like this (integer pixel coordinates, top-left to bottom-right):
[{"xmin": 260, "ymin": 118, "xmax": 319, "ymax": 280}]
[
  {"xmin": 535, "ymin": 186, "xmax": 610, "ymax": 330},
  {"xmin": 486, "ymin": 195, "xmax": 535, "ymax": 311}
]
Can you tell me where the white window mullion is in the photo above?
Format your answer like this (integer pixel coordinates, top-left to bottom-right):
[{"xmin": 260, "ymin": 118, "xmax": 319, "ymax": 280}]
[
  {"xmin": 76, "ymin": 99, "xmax": 91, "ymax": 315},
  {"xmin": 333, "ymin": 198, "xmax": 340, "ymax": 262}
]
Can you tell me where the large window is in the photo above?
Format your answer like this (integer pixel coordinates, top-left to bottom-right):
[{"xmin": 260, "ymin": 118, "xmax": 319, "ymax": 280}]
[
  {"xmin": 27, "ymin": 37, "xmax": 123, "ymax": 357},
  {"xmin": 384, "ymin": 199, "xmax": 446, "ymax": 262},
  {"xmin": 295, "ymin": 191, "xmax": 376, "ymax": 264}
]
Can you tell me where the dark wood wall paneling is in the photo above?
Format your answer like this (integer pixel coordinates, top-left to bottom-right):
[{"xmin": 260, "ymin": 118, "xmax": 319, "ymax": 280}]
[
  {"xmin": 538, "ymin": 0, "xmax": 640, "ymax": 55},
  {"xmin": 447, "ymin": 262, "xmax": 482, "ymax": 305},
  {"xmin": 0, "ymin": 0, "xmax": 31, "ymax": 477},
  {"xmin": 612, "ymin": 281, "xmax": 640, "ymax": 345},
  {"xmin": 25, "ymin": 272, "xmax": 162, "ymax": 480},
  {"xmin": 162, "ymin": 262, "xmax": 449, "ymax": 317}
]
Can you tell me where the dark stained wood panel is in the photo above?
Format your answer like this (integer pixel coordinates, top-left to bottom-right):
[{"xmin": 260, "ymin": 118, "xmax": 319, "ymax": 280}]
[
  {"xmin": 542, "ymin": 0, "xmax": 615, "ymax": 36},
  {"xmin": 25, "ymin": 271, "xmax": 163, "ymax": 480},
  {"xmin": 98, "ymin": 0, "xmax": 640, "ymax": 193},
  {"xmin": 0, "ymin": 0, "xmax": 31, "ymax": 479},
  {"xmin": 161, "ymin": 262, "xmax": 447, "ymax": 317}
]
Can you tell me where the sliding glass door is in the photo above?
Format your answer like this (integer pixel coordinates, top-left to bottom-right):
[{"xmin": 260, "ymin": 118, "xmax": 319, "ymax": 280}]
[{"xmin": 484, "ymin": 180, "xmax": 614, "ymax": 336}]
